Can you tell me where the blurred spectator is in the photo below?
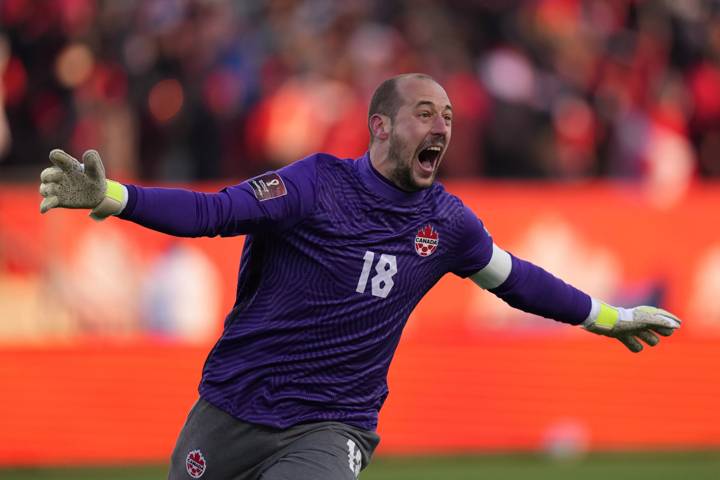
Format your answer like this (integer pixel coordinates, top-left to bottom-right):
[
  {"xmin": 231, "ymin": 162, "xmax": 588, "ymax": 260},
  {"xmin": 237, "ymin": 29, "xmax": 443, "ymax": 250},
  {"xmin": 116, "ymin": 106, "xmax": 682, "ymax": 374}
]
[{"xmin": 1, "ymin": 0, "xmax": 720, "ymax": 184}]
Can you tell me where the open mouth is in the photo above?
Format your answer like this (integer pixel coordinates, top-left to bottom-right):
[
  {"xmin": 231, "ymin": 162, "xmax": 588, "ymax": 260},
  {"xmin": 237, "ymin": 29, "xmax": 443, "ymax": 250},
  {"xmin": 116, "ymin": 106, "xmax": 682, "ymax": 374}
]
[{"xmin": 417, "ymin": 146, "xmax": 442, "ymax": 172}]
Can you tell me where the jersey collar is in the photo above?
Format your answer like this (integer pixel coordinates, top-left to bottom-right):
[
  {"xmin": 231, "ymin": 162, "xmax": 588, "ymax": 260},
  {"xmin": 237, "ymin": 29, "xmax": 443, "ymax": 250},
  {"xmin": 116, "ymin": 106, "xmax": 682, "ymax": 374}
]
[{"xmin": 355, "ymin": 152, "xmax": 430, "ymax": 206}]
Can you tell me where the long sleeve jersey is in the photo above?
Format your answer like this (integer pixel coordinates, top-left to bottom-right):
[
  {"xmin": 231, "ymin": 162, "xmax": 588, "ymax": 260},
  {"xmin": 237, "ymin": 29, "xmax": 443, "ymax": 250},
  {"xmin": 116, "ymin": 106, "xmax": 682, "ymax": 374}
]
[{"xmin": 118, "ymin": 152, "xmax": 590, "ymax": 431}]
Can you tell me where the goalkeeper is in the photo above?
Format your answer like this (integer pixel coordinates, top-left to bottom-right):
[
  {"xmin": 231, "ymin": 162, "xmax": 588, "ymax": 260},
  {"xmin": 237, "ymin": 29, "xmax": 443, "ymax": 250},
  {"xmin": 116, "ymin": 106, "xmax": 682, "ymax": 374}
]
[{"xmin": 39, "ymin": 73, "xmax": 680, "ymax": 480}]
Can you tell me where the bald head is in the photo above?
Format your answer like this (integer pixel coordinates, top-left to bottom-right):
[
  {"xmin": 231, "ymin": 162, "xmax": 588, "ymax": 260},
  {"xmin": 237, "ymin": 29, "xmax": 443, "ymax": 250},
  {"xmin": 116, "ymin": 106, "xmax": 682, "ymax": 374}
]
[{"xmin": 368, "ymin": 73, "xmax": 437, "ymax": 142}]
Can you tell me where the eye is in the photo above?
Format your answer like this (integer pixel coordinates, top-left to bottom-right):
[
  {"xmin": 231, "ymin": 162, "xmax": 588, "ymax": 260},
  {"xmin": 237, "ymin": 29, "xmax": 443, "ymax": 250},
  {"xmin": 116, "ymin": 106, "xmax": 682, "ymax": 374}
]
[
  {"xmin": 443, "ymin": 114, "xmax": 452, "ymax": 123},
  {"xmin": 419, "ymin": 111, "xmax": 432, "ymax": 119}
]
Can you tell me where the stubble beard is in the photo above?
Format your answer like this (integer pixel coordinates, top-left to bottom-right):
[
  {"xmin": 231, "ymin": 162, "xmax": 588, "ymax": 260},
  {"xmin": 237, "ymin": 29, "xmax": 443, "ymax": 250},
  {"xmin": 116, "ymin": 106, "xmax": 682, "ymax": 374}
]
[{"xmin": 388, "ymin": 131, "xmax": 427, "ymax": 192}]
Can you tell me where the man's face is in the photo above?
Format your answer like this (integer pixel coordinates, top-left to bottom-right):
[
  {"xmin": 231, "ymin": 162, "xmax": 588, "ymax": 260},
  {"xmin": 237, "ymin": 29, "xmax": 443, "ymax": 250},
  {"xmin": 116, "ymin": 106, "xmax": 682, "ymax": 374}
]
[{"xmin": 386, "ymin": 77, "xmax": 452, "ymax": 191}]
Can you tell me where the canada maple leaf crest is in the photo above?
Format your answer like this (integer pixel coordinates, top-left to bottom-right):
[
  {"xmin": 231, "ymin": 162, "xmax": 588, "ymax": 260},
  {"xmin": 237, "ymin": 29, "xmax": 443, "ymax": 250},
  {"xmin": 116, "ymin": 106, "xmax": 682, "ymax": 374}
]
[
  {"xmin": 415, "ymin": 224, "xmax": 439, "ymax": 257},
  {"xmin": 186, "ymin": 449, "xmax": 207, "ymax": 478}
]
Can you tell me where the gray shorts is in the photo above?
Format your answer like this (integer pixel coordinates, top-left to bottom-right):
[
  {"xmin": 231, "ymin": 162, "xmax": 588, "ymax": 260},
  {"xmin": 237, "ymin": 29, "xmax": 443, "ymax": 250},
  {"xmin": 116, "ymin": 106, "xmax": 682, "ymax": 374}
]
[{"xmin": 168, "ymin": 398, "xmax": 380, "ymax": 480}]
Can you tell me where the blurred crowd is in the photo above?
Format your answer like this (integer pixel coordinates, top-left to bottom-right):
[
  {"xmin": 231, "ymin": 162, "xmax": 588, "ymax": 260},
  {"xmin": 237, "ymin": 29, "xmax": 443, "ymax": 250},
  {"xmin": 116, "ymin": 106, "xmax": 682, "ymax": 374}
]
[{"xmin": 2, "ymin": 0, "xmax": 720, "ymax": 184}]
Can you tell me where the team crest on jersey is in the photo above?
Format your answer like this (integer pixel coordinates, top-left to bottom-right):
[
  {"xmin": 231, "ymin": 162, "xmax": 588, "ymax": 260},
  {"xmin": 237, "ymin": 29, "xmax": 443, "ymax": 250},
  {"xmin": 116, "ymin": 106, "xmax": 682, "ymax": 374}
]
[
  {"xmin": 186, "ymin": 449, "xmax": 207, "ymax": 478},
  {"xmin": 415, "ymin": 224, "xmax": 439, "ymax": 257}
]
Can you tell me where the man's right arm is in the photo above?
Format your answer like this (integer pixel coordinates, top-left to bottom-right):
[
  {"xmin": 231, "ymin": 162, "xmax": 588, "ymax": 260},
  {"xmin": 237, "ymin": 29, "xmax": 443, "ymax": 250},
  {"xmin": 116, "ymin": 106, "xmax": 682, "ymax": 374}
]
[{"xmin": 39, "ymin": 149, "xmax": 319, "ymax": 237}]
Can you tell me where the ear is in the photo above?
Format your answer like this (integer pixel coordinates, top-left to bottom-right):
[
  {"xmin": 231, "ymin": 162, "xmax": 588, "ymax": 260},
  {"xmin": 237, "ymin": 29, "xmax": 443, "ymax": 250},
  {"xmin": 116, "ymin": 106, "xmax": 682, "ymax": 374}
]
[{"xmin": 369, "ymin": 114, "xmax": 391, "ymax": 141}]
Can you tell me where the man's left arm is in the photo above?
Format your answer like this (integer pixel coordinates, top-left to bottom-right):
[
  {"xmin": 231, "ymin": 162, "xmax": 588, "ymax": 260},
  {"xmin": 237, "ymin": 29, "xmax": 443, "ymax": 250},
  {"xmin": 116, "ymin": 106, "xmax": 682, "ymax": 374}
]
[{"xmin": 453, "ymin": 207, "xmax": 681, "ymax": 352}]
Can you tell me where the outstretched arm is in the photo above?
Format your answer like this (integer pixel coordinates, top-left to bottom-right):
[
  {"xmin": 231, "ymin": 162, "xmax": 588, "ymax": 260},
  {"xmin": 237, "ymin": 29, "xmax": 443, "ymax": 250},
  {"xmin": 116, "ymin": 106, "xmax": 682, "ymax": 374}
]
[
  {"xmin": 471, "ymin": 244, "xmax": 681, "ymax": 352},
  {"xmin": 453, "ymin": 206, "xmax": 681, "ymax": 352},
  {"xmin": 39, "ymin": 149, "xmax": 318, "ymax": 237}
]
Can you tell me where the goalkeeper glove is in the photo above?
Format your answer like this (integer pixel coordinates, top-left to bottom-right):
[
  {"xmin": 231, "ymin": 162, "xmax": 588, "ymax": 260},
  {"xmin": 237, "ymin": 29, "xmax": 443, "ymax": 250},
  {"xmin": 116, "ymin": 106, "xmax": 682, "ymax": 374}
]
[
  {"xmin": 582, "ymin": 299, "xmax": 681, "ymax": 352},
  {"xmin": 39, "ymin": 149, "xmax": 126, "ymax": 220}
]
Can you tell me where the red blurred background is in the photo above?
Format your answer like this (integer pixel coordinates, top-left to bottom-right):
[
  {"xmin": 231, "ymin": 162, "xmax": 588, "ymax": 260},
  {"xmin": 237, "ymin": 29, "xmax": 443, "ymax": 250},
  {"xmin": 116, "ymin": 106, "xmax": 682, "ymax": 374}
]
[
  {"xmin": 2, "ymin": 182, "xmax": 719, "ymax": 465},
  {"xmin": 2, "ymin": 0, "xmax": 720, "ymax": 468}
]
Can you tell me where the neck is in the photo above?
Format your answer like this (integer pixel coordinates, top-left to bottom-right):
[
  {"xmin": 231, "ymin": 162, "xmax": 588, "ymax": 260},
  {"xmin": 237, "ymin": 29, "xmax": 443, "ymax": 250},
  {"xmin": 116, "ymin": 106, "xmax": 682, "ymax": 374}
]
[{"xmin": 368, "ymin": 143, "xmax": 394, "ymax": 183}]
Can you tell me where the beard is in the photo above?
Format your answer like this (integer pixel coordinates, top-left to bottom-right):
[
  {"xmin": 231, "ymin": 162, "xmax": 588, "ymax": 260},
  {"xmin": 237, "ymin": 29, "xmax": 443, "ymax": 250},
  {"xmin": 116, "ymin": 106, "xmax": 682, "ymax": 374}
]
[{"xmin": 387, "ymin": 131, "xmax": 423, "ymax": 192}]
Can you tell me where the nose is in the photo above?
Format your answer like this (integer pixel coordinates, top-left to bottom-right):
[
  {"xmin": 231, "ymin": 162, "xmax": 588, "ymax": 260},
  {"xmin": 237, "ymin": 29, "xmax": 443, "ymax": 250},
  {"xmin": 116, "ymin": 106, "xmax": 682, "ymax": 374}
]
[{"xmin": 431, "ymin": 113, "xmax": 449, "ymax": 136}]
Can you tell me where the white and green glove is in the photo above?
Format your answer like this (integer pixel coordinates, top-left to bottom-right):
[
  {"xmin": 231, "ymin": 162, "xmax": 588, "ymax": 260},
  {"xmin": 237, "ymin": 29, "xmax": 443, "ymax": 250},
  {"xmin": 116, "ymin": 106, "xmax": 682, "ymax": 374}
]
[
  {"xmin": 39, "ymin": 149, "xmax": 126, "ymax": 221},
  {"xmin": 583, "ymin": 299, "xmax": 681, "ymax": 352}
]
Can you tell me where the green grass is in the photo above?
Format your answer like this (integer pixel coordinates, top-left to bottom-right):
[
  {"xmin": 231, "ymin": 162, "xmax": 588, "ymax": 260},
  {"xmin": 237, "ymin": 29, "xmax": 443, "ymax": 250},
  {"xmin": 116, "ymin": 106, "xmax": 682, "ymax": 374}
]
[
  {"xmin": 364, "ymin": 452, "xmax": 720, "ymax": 480},
  {"xmin": 2, "ymin": 452, "xmax": 719, "ymax": 479}
]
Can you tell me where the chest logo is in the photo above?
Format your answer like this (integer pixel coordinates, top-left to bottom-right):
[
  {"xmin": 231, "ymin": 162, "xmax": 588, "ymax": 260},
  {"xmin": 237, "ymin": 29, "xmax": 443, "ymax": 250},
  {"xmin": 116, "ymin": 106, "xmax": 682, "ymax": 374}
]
[{"xmin": 415, "ymin": 225, "xmax": 439, "ymax": 257}]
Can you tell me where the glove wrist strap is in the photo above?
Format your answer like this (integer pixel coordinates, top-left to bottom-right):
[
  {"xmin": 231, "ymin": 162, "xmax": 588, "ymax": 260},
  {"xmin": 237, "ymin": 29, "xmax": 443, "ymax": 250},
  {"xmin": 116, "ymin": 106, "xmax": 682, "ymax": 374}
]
[
  {"xmin": 582, "ymin": 298, "xmax": 619, "ymax": 330},
  {"xmin": 594, "ymin": 303, "xmax": 620, "ymax": 330},
  {"xmin": 89, "ymin": 180, "xmax": 127, "ymax": 221}
]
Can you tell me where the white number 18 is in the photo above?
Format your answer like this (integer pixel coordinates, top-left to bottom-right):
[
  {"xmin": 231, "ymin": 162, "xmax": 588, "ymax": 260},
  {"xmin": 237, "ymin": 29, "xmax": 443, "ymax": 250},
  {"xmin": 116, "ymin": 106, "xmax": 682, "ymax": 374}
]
[{"xmin": 355, "ymin": 250, "xmax": 397, "ymax": 298}]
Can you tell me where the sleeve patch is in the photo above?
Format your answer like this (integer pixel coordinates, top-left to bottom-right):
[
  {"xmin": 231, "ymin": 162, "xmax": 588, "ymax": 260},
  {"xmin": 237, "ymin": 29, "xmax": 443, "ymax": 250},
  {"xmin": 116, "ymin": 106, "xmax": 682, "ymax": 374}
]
[{"xmin": 249, "ymin": 173, "xmax": 287, "ymax": 201}]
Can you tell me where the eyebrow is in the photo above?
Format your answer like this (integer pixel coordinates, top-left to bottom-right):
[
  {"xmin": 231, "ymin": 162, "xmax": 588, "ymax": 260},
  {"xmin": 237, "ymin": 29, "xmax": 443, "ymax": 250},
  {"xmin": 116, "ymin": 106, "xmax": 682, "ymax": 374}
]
[{"xmin": 415, "ymin": 100, "xmax": 453, "ymax": 112}]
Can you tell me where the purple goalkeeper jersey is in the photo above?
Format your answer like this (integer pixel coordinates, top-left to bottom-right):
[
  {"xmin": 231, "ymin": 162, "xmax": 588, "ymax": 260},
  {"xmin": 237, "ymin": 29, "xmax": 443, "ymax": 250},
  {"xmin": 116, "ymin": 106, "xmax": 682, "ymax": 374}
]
[{"xmin": 119, "ymin": 152, "xmax": 590, "ymax": 431}]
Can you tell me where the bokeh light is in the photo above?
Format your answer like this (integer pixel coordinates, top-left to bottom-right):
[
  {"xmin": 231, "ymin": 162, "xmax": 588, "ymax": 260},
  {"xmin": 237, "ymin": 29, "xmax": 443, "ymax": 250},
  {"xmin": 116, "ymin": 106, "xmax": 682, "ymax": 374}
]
[
  {"xmin": 148, "ymin": 79, "xmax": 184, "ymax": 123},
  {"xmin": 553, "ymin": 95, "xmax": 594, "ymax": 145},
  {"xmin": 54, "ymin": 43, "xmax": 95, "ymax": 88}
]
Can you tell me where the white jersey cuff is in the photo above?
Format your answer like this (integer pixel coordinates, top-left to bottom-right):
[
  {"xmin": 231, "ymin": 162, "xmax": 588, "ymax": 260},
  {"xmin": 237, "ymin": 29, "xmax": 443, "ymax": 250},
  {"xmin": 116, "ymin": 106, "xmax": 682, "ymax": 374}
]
[{"xmin": 470, "ymin": 244, "xmax": 512, "ymax": 289}]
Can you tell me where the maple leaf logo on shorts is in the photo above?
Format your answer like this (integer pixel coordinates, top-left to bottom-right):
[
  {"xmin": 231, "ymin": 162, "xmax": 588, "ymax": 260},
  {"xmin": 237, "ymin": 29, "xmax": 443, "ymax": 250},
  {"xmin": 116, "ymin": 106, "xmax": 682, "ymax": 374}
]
[{"xmin": 185, "ymin": 449, "xmax": 207, "ymax": 478}]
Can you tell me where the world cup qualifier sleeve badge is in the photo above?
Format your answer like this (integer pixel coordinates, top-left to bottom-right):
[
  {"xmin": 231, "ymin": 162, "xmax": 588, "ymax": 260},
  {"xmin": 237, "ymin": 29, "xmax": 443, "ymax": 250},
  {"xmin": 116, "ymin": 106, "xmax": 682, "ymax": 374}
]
[
  {"xmin": 249, "ymin": 172, "xmax": 287, "ymax": 201},
  {"xmin": 185, "ymin": 449, "xmax": 207, "ymax": 478},
  {"xmin": 415, "ymin": 224, "xmax": 439, "ymax": 257}
]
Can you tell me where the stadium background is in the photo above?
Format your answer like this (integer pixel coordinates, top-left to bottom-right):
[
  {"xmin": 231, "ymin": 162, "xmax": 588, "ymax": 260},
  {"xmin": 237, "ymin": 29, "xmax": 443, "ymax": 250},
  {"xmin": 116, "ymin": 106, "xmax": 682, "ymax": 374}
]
[{"xmin": 1, "ymin": 0, "xmax": 720, "ymax": 478}]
